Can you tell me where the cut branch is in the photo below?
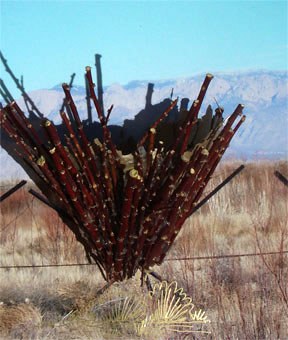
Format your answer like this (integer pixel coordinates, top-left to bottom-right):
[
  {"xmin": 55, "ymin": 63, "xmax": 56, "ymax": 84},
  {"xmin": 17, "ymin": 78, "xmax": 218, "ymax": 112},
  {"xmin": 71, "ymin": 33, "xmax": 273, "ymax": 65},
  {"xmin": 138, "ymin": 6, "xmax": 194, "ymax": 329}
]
[{"xmin": 0, "ymin": 63, "xmax": 245, "ymax": 282}]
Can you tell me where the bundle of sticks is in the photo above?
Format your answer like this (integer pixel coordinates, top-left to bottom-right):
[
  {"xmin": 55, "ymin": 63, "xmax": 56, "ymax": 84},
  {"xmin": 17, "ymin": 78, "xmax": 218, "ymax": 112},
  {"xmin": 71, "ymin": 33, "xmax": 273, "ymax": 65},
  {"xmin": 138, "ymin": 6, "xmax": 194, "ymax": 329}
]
[{"xmin": 0, "ymin": 68, "xmax": 245, "ymax": 282}]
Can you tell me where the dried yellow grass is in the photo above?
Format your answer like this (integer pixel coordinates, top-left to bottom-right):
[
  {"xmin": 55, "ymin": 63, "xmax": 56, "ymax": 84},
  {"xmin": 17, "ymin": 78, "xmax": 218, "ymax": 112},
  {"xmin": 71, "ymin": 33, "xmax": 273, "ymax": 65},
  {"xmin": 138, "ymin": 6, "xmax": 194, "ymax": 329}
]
[{"xmin": 0, "ymin": 302, "xmax": 42, "ymax": 336}]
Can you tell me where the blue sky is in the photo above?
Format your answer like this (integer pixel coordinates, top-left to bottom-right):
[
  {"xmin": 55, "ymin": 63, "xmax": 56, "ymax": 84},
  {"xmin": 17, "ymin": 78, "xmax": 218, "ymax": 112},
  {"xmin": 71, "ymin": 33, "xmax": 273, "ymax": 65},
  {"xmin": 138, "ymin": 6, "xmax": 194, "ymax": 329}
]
[{"xmin": 0, "ymin": 0, "xmax": 287, "ymax": 97}]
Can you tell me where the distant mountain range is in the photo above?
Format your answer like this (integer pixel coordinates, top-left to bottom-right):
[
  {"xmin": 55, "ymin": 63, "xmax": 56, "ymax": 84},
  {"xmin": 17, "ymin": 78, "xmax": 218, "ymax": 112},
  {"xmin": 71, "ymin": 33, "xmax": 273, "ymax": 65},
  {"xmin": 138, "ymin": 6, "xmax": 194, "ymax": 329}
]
[{"xmin": 0, "ymin": 70, "xmax": 287, "ymax": 179}]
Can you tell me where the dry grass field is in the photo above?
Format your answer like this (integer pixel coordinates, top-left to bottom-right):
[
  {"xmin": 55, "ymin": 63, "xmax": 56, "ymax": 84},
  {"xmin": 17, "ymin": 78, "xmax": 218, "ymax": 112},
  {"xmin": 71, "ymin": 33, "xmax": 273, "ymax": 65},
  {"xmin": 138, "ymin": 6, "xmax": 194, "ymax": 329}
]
[{"xmin": 0, "ymin": 161, "xmax": 287, "ymax": 339}]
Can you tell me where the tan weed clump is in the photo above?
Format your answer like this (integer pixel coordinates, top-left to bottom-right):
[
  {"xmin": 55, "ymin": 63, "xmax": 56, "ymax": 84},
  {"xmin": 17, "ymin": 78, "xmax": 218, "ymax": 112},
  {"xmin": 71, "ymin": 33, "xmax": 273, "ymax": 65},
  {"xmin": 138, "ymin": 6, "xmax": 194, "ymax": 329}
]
[
  {"xmin": 0, "ymin": 301, "xmax": 42, "ymax": 338},
  {"xmin": 59, "ymin": 277, "xmax": 210, "ymax": 339}
]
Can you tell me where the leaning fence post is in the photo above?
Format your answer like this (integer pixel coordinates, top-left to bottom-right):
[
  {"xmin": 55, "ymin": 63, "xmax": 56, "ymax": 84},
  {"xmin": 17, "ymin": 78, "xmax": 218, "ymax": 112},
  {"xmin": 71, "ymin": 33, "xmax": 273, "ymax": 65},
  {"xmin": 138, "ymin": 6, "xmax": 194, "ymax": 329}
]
[
  {"xmin": 0, "ymin": 180, "xmax": 27, "ymax": 203},
  {"xmin": 191, "ymin": 164, "xmax": 245, "ymax": 215},
  {"xmin": 274, "ymin": 170, "xmax": 288, "ymax": 187}
]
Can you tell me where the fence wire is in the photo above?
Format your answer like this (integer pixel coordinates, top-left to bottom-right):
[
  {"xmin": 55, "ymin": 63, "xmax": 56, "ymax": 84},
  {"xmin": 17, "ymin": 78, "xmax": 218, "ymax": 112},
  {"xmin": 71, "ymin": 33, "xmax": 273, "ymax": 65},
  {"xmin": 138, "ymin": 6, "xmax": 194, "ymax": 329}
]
[
  {"xmin": 0, "ymin": 251, "xmax": 287, "ymax": 270},
  {"xmin": 1, "ymin": 182, "xmax": 287, "ymax": 271}
]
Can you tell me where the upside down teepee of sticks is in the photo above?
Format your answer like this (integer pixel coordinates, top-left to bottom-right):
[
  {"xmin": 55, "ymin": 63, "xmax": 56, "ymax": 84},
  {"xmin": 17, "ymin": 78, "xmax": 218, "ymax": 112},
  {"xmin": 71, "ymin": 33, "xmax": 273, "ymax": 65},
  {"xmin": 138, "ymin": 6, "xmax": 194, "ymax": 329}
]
[{"xmin": 0, "ymin": 58, "xmax": 246, "ymax": 282}]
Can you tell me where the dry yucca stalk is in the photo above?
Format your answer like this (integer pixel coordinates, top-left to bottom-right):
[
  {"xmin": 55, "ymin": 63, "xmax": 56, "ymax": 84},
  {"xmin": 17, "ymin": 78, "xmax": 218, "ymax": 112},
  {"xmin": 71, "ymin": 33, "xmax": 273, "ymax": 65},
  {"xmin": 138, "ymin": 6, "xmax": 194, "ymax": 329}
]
[{"xmin": 0, "ymin": 66, "xmax": 245, "ymax": 282}]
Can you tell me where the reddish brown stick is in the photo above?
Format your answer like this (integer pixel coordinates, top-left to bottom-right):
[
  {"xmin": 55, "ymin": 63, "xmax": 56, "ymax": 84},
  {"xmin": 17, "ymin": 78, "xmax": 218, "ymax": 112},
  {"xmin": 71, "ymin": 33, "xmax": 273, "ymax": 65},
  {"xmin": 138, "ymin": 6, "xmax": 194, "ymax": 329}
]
[
  {"xmin": 180, "ymin": 73, "xmax": 214, "ymax": 154},
  {"xmin": 85, "ymin": 66, "xmax": 118, "ymax": 159},
  {"xmin": 138, "ymin": 99, "xmax": 178, "ymax": 147},
  {"xmin": 114, "ymin": 169, "xmax": 141, "ymax": 279}
]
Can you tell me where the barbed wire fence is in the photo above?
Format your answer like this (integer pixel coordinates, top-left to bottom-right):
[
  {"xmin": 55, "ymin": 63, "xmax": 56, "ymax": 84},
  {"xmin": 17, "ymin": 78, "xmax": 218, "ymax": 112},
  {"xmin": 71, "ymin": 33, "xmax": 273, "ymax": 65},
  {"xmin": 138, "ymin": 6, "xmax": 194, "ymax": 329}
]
[
  {"xmin": 0, "ymin": 170, "xmax": 287, "ymax": 272},
  {"xmin": 0, "ymin": 251, "xmax": 287, "ymax": 270}
]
